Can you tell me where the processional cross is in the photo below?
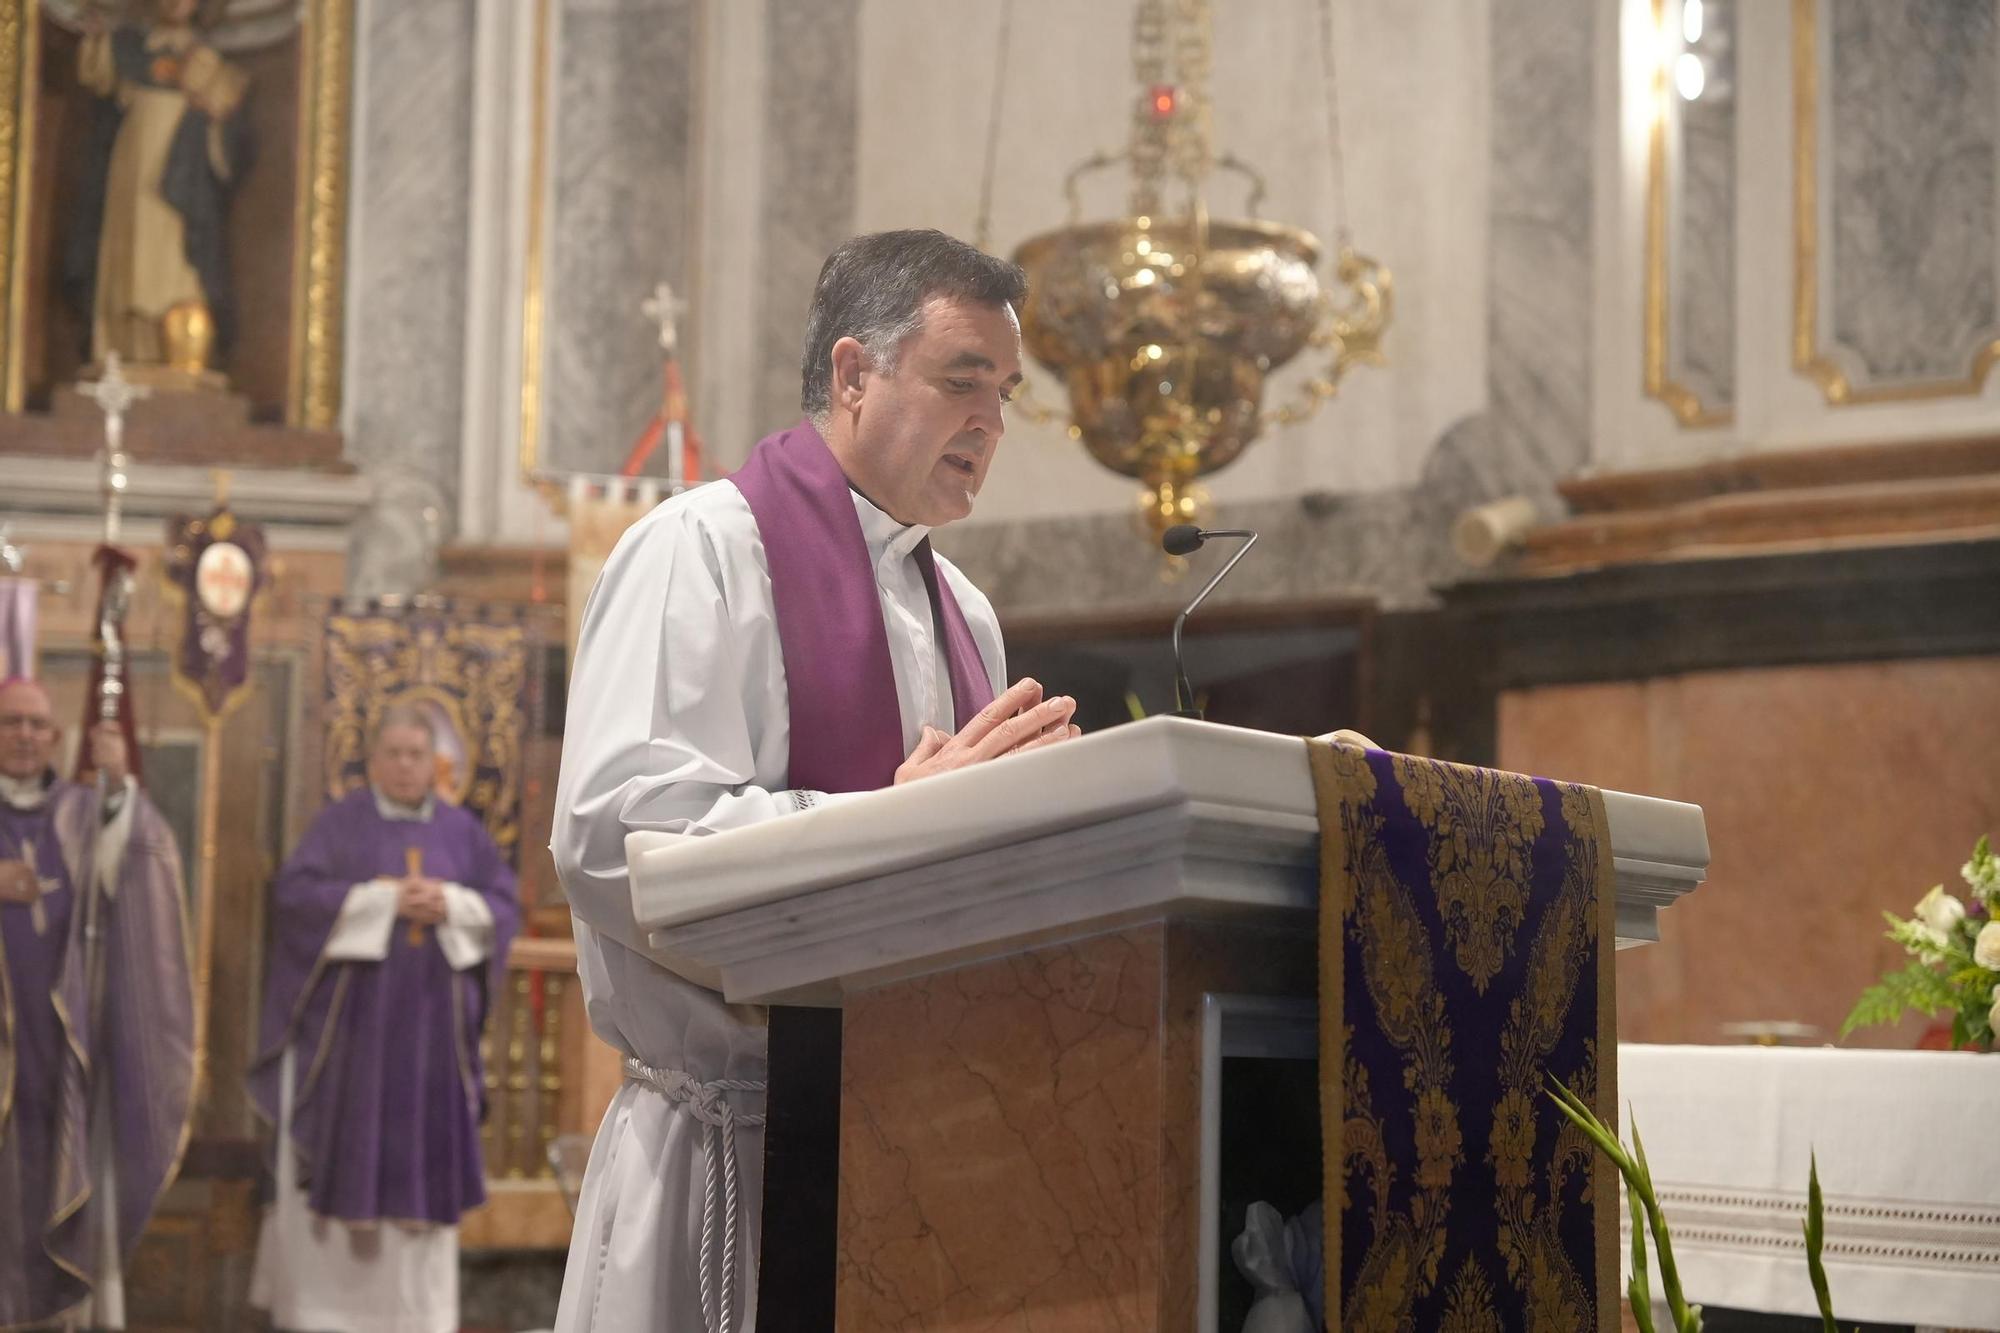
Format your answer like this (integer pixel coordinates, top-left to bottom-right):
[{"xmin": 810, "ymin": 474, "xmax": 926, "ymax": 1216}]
[
  {"xmin": 79, "ymin": 353, "xmax": 151, "ymax": 546},
  {"xmin": 642, "ymin": 280, "xmax": 686, "ymax": 356},
  {"xmin": 631, "ymin": 281, "xmax": 694, "ymax": 486}
]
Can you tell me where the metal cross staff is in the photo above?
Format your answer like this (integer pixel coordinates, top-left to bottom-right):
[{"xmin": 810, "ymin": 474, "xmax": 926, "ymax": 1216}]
[
  {"xmin": 642, "ymin": 280, "xmax": 686, "ymax": 356},
  {"xmin": 640, "ymin": 281, "xmax": 689, "ymax": 485},
  {"xmin": 74, "ymin": 354, "xmax": 149, "ymax": 1046},
  {"xmin": 78, "ymin": 352, "xmax": 150, "ymax": 548}
]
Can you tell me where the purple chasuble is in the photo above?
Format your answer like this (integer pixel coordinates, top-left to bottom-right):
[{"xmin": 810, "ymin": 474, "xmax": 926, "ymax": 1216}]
[
  {"xmin": 730, "ymin": 418, "xmax": 996, "ymax": 793},
  {"xmin": 249, "ymin": 788, "xmax": 520, "ymax": 1227},
  {"xmin": 0, "ymin": 777, "xmax": 195, "ymax": 1328}
]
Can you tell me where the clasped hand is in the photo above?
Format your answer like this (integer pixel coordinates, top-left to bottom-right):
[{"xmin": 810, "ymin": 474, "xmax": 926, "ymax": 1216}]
[
  {"xmin": 893, "ymin": 678, "xmax": 1080, "ymax": 785},
  {"xmin": 395, "ymin": 875, "xmax": 447, "ymax": 926}
]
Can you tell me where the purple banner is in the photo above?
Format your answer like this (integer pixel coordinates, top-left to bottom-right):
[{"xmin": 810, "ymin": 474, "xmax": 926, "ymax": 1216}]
[{"xmin": 164, "ymin": 507, "xmax": 267, "ymax": 721}]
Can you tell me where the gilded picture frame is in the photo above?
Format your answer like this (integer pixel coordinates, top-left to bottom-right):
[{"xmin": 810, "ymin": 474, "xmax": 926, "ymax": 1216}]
[{"xmin": 0, "ymin": 0, "xmax": 351, "ymax": 428}]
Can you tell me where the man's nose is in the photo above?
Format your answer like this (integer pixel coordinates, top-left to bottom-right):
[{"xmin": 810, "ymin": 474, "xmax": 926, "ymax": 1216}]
[{"xmin": 970, "ymin": 389, "xmax": 1009, "ymax": 438}]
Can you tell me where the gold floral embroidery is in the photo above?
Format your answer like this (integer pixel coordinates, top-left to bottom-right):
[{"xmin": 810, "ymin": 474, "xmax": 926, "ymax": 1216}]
[
  {"xmin": 1440, "ymin": 1256, "xmax": 1503, "ymax": 1333},
  {"xmin": 1489, "ymin": 1086, "xmax": 1537, "ymax": 1191},
  {"xmin": 1347, "ymin": 1225, "xmax": 1417, "ymax": 1333},
  {"xmin": 1527, "ymin": 1236, "xmax": 1591, "ymax": 1332},
  {"xmin": 1390, "ymin": 754, "xmax": 1543, "ymax": 993},
  {"xmin": 1325, "ymin": 735, "xmax": 1380, "ymax": 798},
  {"xmin": 1489, "ymin": 780, "xmax": 1606, "ymax": 1310},
  {"xmin": 1415, "ymin": 1086, "xmax": 1463, "ymax": 1190},
  {"xmin": 1345, "ymin": 780, "xmax": 1456, "ymax": 1300},
  {"xmin": 1313, "ymin": 742, "xmax": 1611, "ymax": 1328}
]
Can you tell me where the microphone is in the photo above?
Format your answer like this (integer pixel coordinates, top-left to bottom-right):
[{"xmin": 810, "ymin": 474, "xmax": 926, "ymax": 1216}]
[{"xmin": 1161, "ymin": 524, "xmax": 1259, "ymax": 718}]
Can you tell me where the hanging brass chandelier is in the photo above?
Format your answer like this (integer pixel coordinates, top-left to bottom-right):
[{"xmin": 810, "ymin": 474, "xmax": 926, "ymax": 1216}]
[{"xmin": 1000, "ymin": 0, "xmax": 1393, "ymax": 545}]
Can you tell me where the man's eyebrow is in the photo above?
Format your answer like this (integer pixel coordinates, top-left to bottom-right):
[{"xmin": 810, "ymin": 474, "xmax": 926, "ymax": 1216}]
[{"xmin": 940, "ymin": 351, "xmax": 1023, "ymax": 385}]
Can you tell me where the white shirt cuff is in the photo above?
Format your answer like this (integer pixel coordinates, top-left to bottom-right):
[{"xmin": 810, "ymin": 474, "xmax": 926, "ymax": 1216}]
[
  {"xmin": 787, "ymin": 789, "xmax": 867, "ymax": 813},
  {"xmin": 436, "ymin": 883, "xmax": 495, "ymax": 970},
  {"xmin": 323, "ymin": 879, "xmax": 398, "ymax": 961}
]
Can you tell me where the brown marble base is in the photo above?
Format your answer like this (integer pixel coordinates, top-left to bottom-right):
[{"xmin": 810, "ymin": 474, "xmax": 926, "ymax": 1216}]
[
  {"xmin": 836, "ymin": 920, "xmax": 1314, "ymax": 1332},
  {"xmin": 1497, "ymin": 656, "xmax": 2000, "ymax": 1048}
]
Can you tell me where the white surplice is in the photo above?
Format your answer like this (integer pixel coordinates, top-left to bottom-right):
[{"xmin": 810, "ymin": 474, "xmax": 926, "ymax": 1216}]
[
  {"xmin": 247, "ymin": 791, "xmax": 496, "ymax": 1333},
  {"xmin": 550, "ymin": 479, "xmax": 1004, "ymax": 1333}
]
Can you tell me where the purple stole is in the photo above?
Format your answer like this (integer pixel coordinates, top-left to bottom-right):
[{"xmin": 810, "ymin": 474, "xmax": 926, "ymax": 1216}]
[
  {"xmin": 728, "ymin": 419, "xmax": 997, "ymax": 1325},
  {"xmin": 729, "ymin": 418, "xmax": 995, "ymax": 793}
]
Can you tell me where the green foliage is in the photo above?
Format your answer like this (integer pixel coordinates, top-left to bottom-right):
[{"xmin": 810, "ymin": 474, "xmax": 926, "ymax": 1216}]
[
  {"xmin": 1845, "ymin": 834, "xmax": 2000, "ymax": 1051},
  {"xmin": 1965, "ymin": 835, "xmax": 1998, "ymax": 896},
  {"xmin": 1803, "ymin": 1155, "xmax": 1851, "ymax": 1333},
  {"xmin": 1840, "ymin": 960, "xmax": 1957, "ymax": 1038},
  {"xmin": 1545, "ymin": 1078, "xmax": 1701, "ymax": 1333},
  {"xmin": 1884, "ymin": 913, "xmax": 1945, "ymax": 957},
  {"xmin": 1627, "ymin": 1180, "xmax": 1656, "ymax": 1333},
  {"xmin": 1548, "ymin": 1077, "xmax": 1853, "ymax": 1333}
]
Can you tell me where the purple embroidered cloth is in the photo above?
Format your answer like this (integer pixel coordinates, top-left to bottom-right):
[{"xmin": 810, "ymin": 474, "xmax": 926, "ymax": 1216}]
[
  {"xmin": 1309, "ymin": 741, "xmax": 1618, "ymax": 1331},
  {"xmin": 730, "ymin": 418, "xmax": 995, "ymax": 793},
  {"xmin": 249, "ymin": 789, "xmax": 519, "ymax": 1226}
]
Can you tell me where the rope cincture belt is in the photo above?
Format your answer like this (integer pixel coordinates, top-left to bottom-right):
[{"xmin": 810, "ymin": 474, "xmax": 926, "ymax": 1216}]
[{"xmin": 622, "ymin": 1056, "xmax": 768, "ymax": 1333}]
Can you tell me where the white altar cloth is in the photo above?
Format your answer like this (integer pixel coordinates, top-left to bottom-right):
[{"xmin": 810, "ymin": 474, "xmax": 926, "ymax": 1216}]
[{"xmin": 1618, "ymin": 1044, "xmax": 2000, "ymax": 1330}]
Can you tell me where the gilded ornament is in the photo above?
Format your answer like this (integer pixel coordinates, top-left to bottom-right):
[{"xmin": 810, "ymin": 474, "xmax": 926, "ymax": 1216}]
[{"xmin": 991, "ymin": 0, "xmax": 1392, "ymax": 547}]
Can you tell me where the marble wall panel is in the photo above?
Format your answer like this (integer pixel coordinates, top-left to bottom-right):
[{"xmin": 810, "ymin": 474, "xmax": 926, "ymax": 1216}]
[
  {"xmin": 343, "ymin": 0, "xmax": 477, "ymax": 597},
  {"xmin": 1672, "ymin": 1, "xmax": 1737, "ymax": 411},
  {"xmin": 1496, "ymin": 657, "xmax": 2000, "ymax": 1048},
  {"xmin": 1828, "ymin": 0, "xmax": 2000, "ymax": 384},
  {"xmin": 542, "ymin": 0, "xmax": 698, "ymax": 478},
  {"xmin": 754, "ymin": 0, "xmax": 860, "ymax": 441}
]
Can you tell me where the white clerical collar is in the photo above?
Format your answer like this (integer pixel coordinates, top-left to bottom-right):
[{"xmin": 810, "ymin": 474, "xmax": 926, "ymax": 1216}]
[
  {"xmin": 371, "ymin": 785, "xmax": 434, "ymax": 823},
  {"xmin": 0, "ymin": 770, "xmax": 51, "ymax": 811},
  {"xmin": 850, "ymin": 489, "xmax": 930, "ymax": 562}
]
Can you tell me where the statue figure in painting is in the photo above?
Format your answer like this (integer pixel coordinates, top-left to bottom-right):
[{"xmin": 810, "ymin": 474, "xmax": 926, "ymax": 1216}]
[{"xmin": 61, "ymin": 0, "xmax": 253, "ymax": 381}]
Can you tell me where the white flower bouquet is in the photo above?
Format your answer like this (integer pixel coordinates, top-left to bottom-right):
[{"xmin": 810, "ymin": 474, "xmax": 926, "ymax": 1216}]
[{"xmin": 1842, "ymin": 835, "xmax": 2000, "ymax": 1052}]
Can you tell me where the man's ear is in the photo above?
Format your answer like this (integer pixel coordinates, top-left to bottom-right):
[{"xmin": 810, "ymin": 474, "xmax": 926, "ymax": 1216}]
[{"xmin": 829, "ymin": 336, "xmax": 868, "ymax": 410}]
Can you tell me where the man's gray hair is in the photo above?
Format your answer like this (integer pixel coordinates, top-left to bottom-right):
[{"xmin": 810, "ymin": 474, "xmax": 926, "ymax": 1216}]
[
  {"xmin": 799, "ymin": 229, "xmax": 1028, "ymax": 421},
  {"xmin": 369, "ymin": 702, "xmax": 437, "ymax": 752}
]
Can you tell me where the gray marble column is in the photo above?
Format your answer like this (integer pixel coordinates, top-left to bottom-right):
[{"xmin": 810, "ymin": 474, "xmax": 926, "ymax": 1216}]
[
  {"xmin": 542, "ymin": 0, "xmax": 699, "ymax": 479},
  {"xmin": 1671, "ymin": 0, "xmax": 1738, "ymax": 412},
  {"xmin": 753, "ymin": 0, "xmax": 861, "ymax": 436},
  {"xmin": 342, "ymin": 0, "xmax": 477, "ymax": 598}
]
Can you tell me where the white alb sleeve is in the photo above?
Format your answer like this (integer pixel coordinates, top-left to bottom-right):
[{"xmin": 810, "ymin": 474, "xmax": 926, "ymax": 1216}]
[
  {"xmin": 435, "ymin": 883, "xmax": 495, "ymax": 970},
  {"xmin": 323, "ymin": 879, "xmax": 399, "ymax": 961}
]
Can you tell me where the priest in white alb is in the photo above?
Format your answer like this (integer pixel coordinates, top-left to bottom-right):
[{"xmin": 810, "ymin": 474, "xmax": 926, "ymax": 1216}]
[{"xmin": 551, "ymin": 229, "xmax": 1081, "ymax": 1331}]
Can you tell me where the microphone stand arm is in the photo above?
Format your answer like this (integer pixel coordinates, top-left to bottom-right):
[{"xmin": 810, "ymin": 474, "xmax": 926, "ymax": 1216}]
[{"xmin": 1171, "ymin": 529, "xmax": 1258, "ymax": 716}]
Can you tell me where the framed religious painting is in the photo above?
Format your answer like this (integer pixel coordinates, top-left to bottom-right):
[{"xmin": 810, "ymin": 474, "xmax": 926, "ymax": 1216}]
[{"xmin": 0, "ymin": 0, "xmax": 352, "ymax": 448}]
